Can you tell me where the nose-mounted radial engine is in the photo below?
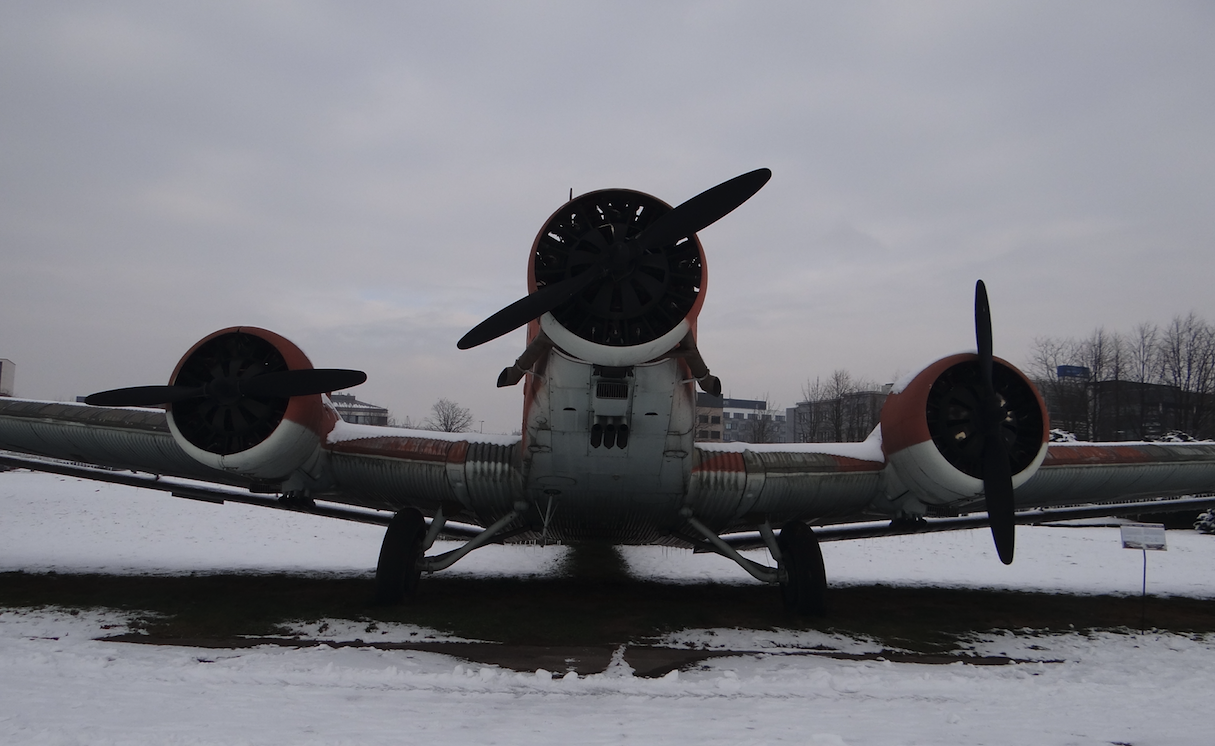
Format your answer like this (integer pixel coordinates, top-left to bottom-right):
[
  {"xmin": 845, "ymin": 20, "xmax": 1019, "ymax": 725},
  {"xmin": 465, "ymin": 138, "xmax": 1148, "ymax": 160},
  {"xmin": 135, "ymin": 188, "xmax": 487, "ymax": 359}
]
[
  {"xmin": 457, "ymin": 169, "xmax": 772, "ymax": 367},
  {"xmin": 527, "ymin": 188, "xmax": 706, "ymax": 366}
]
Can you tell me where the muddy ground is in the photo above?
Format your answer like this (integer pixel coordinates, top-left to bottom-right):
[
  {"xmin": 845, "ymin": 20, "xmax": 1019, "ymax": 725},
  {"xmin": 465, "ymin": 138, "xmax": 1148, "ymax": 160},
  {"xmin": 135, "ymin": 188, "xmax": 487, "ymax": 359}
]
[{"xmin": 3, "ymin": 544, "xmax": 1212, "ymax": 676}]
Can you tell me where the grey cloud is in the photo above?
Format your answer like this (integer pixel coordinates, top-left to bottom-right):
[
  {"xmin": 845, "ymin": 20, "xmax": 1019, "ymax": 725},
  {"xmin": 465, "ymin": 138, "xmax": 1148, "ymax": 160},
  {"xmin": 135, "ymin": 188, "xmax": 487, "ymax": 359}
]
[{"xmin": 3, "ymin": 2, "xmax": 1213, "ymax": 428}]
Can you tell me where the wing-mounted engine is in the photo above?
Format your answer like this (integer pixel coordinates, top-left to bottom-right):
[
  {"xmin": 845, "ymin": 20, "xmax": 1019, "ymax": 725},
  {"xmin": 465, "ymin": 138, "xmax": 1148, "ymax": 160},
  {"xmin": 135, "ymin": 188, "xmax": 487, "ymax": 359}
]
[
  {"xmin": 882, "ymin": 280, "xmax": 1049, "ymax": 565},
  {"xmin": 881, "ymin": 352, "xmax": 1049, "ymax": 508},
  {"xmin": 166, "ymin": 328, "xmax": 335, "ymax": 479},
  {"xmin": 531, "ymin": 189, "xmax": 706, "ymax": 367},
  {"xmin": 85, "ymin": 327, "xmax": 366, "ymax": 483}
]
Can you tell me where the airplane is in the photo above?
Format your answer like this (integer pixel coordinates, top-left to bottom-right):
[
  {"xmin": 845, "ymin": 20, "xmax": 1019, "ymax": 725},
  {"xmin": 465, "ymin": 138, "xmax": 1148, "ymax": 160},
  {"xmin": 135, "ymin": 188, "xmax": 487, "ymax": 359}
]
[{"xmin": 3, "ymin": 167, "xmax": 1215, "ymax": 615}]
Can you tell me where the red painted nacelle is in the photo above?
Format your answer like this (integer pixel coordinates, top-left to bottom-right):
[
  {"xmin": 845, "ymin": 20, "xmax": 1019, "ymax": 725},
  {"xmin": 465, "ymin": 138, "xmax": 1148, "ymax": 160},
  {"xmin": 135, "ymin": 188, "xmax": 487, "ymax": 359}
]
[
  {"xmin": 165, "ymin": 327, "xmax": 337, "ymax": 481},
  {"xmin": 880, "ymin": 353, "xmax": 1050, "ymax": 508}
]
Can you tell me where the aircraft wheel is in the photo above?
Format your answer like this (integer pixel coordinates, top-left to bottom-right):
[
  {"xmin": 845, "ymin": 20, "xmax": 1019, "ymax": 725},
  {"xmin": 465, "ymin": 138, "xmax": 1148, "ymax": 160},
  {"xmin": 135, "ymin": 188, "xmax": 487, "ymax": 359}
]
[
  {"xmin": 375, "ymin": 509, "xmax": 426, "ymax": 605},
  {"xmin": 777, "ymin": 521, "xmax": 827, "ymax": 615}
]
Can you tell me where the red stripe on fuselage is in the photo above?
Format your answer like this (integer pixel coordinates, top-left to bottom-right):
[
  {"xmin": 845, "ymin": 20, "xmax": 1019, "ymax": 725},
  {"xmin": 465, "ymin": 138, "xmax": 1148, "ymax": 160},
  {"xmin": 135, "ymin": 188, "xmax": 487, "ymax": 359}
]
[
  {"xmin": 693, "ymin": 452, "xmax": 746, "ymax": 473},
  {"xmin": 1042, "ymin": 444, "xmax": 1156, "ymax": 466},
  {"xmin": 693, "ymin": 451, "xmax": 884, "ymax": 474},
  {"xmin": 825, "ymin": 455, "xmax": 886, "ymax": 473},
  {"xmin": 330, "ymin": 437, "xmax": 466, "ymax": 463}
]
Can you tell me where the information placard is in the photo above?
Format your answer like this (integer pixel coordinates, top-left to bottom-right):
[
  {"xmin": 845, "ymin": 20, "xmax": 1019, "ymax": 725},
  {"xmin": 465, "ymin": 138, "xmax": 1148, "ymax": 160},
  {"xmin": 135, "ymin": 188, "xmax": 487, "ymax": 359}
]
[{"xmin": 1121, "ymin": 523, "xmax": 1167, "ymax": 551}]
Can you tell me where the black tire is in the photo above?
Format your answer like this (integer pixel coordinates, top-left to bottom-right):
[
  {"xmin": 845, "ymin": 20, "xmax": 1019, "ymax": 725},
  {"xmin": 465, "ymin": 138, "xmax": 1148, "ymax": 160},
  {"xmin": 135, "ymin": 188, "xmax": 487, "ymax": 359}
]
[
  {"xmin": 777, "ymin": 521, "xmax": 828, "ymax": 615},
  {"xmin": 375, "ymin": 509, "xmax": 426, "ymax": 605}
]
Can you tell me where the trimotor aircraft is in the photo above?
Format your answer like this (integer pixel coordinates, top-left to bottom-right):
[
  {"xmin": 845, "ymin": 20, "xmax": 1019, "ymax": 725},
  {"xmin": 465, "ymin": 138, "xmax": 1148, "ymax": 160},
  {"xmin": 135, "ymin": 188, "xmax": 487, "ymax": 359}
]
[{"xmin": 3, "ymin": 168, "xmax": 1215, "ymax": 615}]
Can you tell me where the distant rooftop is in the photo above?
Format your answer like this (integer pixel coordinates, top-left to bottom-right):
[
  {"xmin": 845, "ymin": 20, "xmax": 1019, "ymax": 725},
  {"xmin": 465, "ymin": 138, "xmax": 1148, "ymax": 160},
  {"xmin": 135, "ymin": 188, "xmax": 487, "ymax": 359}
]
[
  {"xmin": 330, "ymin": 393, "xmax": 386, "ymax": 411},
  {"xmin": 696, "ymin": 393, "xmax": 768, "ymax": 410},
  {"xmin": 329, "ymin": 392, "xmax": 389, "ymax": 426}
]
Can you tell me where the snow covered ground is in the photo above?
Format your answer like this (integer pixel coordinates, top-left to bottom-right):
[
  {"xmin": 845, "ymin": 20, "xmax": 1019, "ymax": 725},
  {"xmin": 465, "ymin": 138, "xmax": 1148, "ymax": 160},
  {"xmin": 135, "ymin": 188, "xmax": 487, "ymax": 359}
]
[
  {"xmin": 4, "ymin": 470, "xmax": 1212, "ymax": 598},
  {"xmin": 3, "ymin": 469, "xmax": 1215, "ymax": 745}
]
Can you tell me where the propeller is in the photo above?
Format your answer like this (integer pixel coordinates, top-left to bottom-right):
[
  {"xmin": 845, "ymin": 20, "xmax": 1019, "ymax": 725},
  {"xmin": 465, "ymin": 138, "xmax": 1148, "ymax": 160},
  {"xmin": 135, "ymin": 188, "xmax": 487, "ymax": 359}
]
[
  {"xmin": 85, "ymin": 368, "xmax": 368, "ymax": 408},
  {"xmin": 974, "ymin": 280, "xmax": 1016, "ymax": 564},
  {"xmin": 457, "ymin": 168, "xmax": 772, "ymax": 350}
]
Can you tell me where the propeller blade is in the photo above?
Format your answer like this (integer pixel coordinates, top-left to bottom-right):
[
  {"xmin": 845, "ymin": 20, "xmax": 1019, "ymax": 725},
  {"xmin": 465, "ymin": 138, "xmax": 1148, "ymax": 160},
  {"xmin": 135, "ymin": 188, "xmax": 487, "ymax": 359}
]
[
  {"xmin": 457, "ymin": 265, "xmax": 608, "ymax": 350},
  {"xmin": 84, "ymin": 369, "xmax": 367, "ymax": 407},
  {"xmin": 976, "ymin": 280, "xmax": 994, "ymax": 381},
  {"xmin": 84, "ymin": 385, "xmax": 204, "ymax": 407},
  {"xmin": 975, "ymin": 279, "xmax": 1016, "ymax": 564},
  {"xmin": 984, "ymin": 424, "xmax": 1016, "ymax": 564},
  {"xmin": 238, "ymin": 368, "xmax": 368, "ymax": 398},
  {"xmin": 632, "ymin": 168, "xmax": 772, "ymax": 253}
]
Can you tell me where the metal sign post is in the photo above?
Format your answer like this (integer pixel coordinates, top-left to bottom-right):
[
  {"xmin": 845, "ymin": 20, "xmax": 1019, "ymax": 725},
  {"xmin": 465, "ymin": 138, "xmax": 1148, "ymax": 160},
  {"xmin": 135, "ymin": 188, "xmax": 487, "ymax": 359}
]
[{"xmin": 1120, "ymin": 523, "xmax": 1167, "ymax": 633}]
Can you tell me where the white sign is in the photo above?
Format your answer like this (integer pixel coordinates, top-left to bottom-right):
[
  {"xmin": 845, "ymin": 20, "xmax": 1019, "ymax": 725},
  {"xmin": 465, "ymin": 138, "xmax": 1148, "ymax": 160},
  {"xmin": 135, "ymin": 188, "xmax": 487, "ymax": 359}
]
[{"xmin": 1121, "ymin": 523, "xmax": 1167, "ymax": 551}]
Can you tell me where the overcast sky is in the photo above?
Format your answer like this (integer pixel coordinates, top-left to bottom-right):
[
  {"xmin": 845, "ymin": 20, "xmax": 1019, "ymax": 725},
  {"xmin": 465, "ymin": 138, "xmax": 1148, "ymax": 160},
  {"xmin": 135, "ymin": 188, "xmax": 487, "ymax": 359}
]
[{"xmin": 2, "ymin": 2, "xmax": 1213, "ymax": 433}]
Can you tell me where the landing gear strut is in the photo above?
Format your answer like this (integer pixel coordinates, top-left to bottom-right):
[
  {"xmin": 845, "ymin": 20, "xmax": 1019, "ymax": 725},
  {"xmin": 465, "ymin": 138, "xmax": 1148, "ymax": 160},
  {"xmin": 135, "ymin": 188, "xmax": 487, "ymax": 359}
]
[
  {"xmin": 375, "ymin": 509, "xmax": 425, "ymax": 605},
  {"xmin": 778, "ymin": 521, "xmax": 827, "ymax": 615}
]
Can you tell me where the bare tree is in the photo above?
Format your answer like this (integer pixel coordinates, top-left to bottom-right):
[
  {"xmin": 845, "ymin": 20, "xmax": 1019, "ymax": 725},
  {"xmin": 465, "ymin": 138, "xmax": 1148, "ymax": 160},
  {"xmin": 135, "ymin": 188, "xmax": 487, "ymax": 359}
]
[
  {"xmin": 1126, "ymin": 322, "xmax": 1160, "ymax": 439},
  {"xmin": 1078, "ymin": 328, "xmax": 1125, "ymax": 439},
  {"xmin": 1028, "ymin": 335, "xmax": 1089, "ymax": 437},
  {"xmin": 822, "ymin": 370, "xmax": 855, "ymax": 442},
  {"xmin": 796, "ymin": 378, "xmax": 830, "ymax": 442},
  {"xmin": 797, "ymin": 370, "xmax": 880, "ymax": 442},
  {"xmin": 1030, "ymin": 314, "xmax": 1215, "ymax": 441},
  {"xmin": 423, "ymin": 398, "xmax": 474, "ymax": 432},
  {"xmin": 740, "ymin": 398, "xmax": 784, "ymax": 444},
  {"xmin": 1158, "ymin": 313, "xmax": 1215, "ymax": 436}
]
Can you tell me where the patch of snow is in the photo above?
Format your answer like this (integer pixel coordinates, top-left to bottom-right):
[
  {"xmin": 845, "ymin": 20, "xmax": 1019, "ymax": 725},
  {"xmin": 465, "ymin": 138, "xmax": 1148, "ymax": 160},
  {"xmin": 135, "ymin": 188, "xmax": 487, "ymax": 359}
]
[
  {"xmin": 327, "ymin": 417, "xmax": 519, "ymax": 446},
  {"xmin": 1, "ymin": 607, "xmax": 1211, "ymax": 745},
  {"xmin": 3, "ymin": 470, "xmax": 1215, "ymax": 744},
  {"xmin": 0, "ymin": 470, "xmax": 566, "ymax": 577},
  {"xmin": 280, "ymin": 619, "xmax": 476, "ymax": 644},
  {"xmin": 1049, "ymin": 428, "xmax": 1078, "ymax": 442},
  {"xmin": 698, "ymin": 429, "xmax": 884, "ymax": 462},
  {"xmin": 621, "ymin": 523, "xmax": 1215, "ymax": 598},
  {"xmin": 654, "ymin": 627, "xmax": 886, "ymax": 655}
]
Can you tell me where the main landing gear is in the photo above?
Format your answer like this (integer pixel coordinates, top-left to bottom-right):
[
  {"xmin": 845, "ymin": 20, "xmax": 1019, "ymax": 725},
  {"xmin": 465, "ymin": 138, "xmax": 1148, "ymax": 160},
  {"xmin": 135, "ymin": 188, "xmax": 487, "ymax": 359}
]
[
  {"xmin": 683, "ymin": 511, "xmax": 828, "ymax": 616},
  {"xmin": 375, "ymin": 509, "xmax": 425, "ymax": 605},
  {"xmin": 776, "ymin": 522, "xmax": 828, "ymax": 616},
  {"xmin": 374, "ymin": 502, "xmax": 530, "ymax": 605},
  {"xmin": 376, "ymin": 506, "xmax": 829, "ymax": 615}
]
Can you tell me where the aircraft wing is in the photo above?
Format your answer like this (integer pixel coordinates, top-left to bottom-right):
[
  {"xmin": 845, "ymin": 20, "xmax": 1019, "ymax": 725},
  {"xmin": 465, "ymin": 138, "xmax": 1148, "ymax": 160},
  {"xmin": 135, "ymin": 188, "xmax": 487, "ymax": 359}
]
[
  {"xmin": 5, "ymin": 397, "xmax": 1215, "ymax": 537},
  {"xmin": 0, "ymin": 397, "xmax": 518, "ymax": 536},
  {"xmin": 0, "ymin": 399, "xmax": 242, "ymax": 485},
  {"xmin": 1020, "ymin": 441, "xmax": 1215, "ymax": 507},
  {"xmin": 696, "ymin": 436, "xmax": 1215, "ymax": 534}
]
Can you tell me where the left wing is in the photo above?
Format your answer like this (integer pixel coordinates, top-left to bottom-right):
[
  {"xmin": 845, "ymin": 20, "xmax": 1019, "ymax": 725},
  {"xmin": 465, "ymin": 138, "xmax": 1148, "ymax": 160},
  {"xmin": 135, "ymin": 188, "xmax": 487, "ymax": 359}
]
[
  {"xmin": 0, "ymin": 399, "xmax": 241, "ymax": 485},
  {"xmin": 0, "ymin": 395, "xmax": 519, "ymax": 537},
  {"xmin": 0, "ymin": 327, "xmax": 525, "ymax": 536}
]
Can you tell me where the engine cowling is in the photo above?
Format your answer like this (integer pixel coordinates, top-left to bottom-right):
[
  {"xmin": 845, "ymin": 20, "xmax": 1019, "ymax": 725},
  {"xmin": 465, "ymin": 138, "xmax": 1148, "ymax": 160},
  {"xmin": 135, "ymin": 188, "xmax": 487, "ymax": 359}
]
[
  {"xmin": 880, "ymin": 353, "xmax": 1049, "ymax": 508},
  {"xmin": 165, "ymin": 327, "xmax": 337, "ymax": 481},
  {"xmin": 531, "ymin": 188, "xmax": 707, "ymax": 366}
]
